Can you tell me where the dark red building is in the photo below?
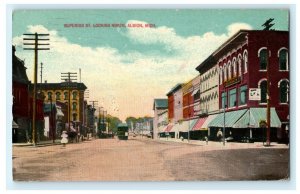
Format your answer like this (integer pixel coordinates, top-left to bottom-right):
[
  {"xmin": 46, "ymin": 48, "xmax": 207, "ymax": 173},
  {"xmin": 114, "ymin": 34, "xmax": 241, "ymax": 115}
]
[
  {"xmin": 13, "ymin": 46, "xmax": 44, "ymax": 143},
  {"xmin": 211, "ymin": 30, "xmax": 288, "ymax": 142}
]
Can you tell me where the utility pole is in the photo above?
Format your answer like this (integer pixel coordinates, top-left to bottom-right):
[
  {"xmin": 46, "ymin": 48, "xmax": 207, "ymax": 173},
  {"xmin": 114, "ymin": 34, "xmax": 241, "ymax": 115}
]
[
  {"xmin": 61, "ymin": 72, "xmax": 77, "ymax": 132},
  {"xmin": 23, "ymin": 33, "xmax": 49, "ymax": 146},
  {"xmin": 83, "ymin": 90, "xmax": 89, "ymax": 127},
  {"xmin": 266, "ymin": 40, "xmax": 271, "ymax": 146},
  {"xmin": 262, "ymin": 18, "xmax": 275, "ymax": 146},
  {"xmin": 89, "ymin": 100, "xmax": 98, "ymax": 136},
  {"xmin": 40, "ymin": 62, "xmax": 43, "ymax": 84}
]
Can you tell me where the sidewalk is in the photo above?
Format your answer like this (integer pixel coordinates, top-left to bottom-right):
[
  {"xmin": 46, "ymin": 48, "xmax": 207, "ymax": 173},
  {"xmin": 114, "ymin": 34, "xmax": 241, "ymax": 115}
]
[
  {"xmin": 13, "ymin": 139, "xmax": 62, "ymax": 147},
  {"xmin": 154, "ymin": 137, "xmax": 289, "ymax": 149}
]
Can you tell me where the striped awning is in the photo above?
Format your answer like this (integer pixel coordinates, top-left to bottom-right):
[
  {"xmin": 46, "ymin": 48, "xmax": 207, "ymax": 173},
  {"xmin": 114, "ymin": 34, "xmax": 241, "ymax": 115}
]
[
  {"xmin": 192, "ymin": 117, "xmax": 208, "ymax": 130},
  {"xmin": 208, "ymin": 109, "xmax": 247, "ymax": 128},
  {"xmin": 201, "ymin": 114, "xmax": 218, "ymax": 129},
  {"xmin": 232, "ymin": 108, "xmax": 281, "ymax": 128}
]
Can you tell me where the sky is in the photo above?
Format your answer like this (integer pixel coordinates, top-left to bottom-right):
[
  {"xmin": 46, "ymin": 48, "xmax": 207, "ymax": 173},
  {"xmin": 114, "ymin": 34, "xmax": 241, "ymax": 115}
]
[{"xmin": 12, "ymin": 9, "xmax": 289, "ymax": 121}]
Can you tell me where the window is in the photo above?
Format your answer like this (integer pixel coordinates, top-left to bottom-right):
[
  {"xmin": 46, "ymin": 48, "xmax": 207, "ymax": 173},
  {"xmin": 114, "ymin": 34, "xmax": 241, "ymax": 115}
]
[
  {"xmin": 72, "ymin": 91, "xmax": 77, "ymax": 100},
  {"xmin": 279, "ymin": 80, "xmax": 289, "ymax": 103},
  {"xmin": 219, "ymin": 67, "xmax": 223, "ymax": 85},
  {"xmin": 47, "ymin": 92, "xmax": 52, "ymax": 100},
  {"xmin": 228, "ymin": 61, "xmax": 232, "ymax": 79},
  {"xmin": 73, "ymin": 113, "xmax": 77, "ymax": 121},
  {"xmin": 279, "ymin": 49, "xmax": 288, "ymax": 71},
  {"xmin": 238, "ymin": 55, "xmax": 242, "ymax": 76},
  {"xmin": 223, "ymin": 65, "xmax": 227, "ymax": 81},
  {"xmin": 72, "ymin": 102, "xmax": 77, "ymax": 110},
  {"xmin": 259, "ymin": 49, "xmax": 268, "ymax": 70},
  {"xmin": 194, "ymin": 90, "xmax": 200, "ymax": 101},
  {"xmin": 243, "ymin": 50, "xmax": 248, "ymax": 73},
  {"xmin": 260, "ymin": 80, "xmax": 267, "ymax": 103},
  {"xmin": 239, "ymin": 85, "xmax": 247, "ymax": 106},
  {"xmin": 232, "ymin": 58, "xmax": 237, "ymax": 77},
  {"xmin": 56, "ymin": 92, "xmax": 61, "ymax": 100},
  {"xmin": 64, "ymin": 92, "xmax": 68, "ymax": 100},
  {"xmin": 221, "ymin": 91, "xmax": 227, "ymax": 109},
  {"xmin": 229, "ymin": 88, "xmax": 237, "ymax": 107}
]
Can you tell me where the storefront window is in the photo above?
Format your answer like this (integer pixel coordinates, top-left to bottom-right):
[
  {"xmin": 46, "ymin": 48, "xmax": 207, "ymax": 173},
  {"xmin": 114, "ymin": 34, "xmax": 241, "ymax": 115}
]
[
  {"xmin": 239, "ymin": 85, "xmax": 247, "ymax": 105},
  {"xmin": 221, "ymin": 91, "xmax": 227, "ymax": 109},
  {"xmin": 229, "ymin": 88, "xmax": 237, "ymax": 107}
]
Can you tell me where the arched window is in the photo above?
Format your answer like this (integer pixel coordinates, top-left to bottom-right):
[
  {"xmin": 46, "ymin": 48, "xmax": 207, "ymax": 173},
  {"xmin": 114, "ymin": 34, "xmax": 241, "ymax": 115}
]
[
  {"xmin": 223, "ymin": 64, "xmax": 227, "ymax": 81},
  {"xmin": 219, "ymin": 66, "xmax": 223, "ymax": 85},
  {"xmin": 279, "ymin": 80, "xmax": 289, "ymax": 103},
  {"xmin": 72, "ymin": 91, "xmax": 77, "ymax": 100},
  {"xmin": 232, "ymin": 58, "xmax": 237, "ymax": 77},
  {"xmin": 64, "ymin": 92, "xmax": 68, "ymax": 100},
  {"xmin": 228, "ymin": 61, "xmax": 232, "ymax": 79},
  {"xmin": 72, "ymin": 102, "xmax": 77, "ymax": 110},
  {"xmin": 238, "ymin": 54, "xmax": 242, "ymax": 76},
  {"xmin": 243, "ymin": 50, "xmax": 248, "ymax": 73},
  {"xmin": 55, "ymin": 92, "xmax": 61, "ymax": 100},
  {"xmin": 259, "ymin": 80, "xmax": 267, "ymax": 103},
  {"xmin": 278, "ymin": 48, "xmax": 288, "ymax": 71},
  {"xmin": 47, "ymin": 92, "xmax": 52, "ymax": 100},
  {"xmin": 259, "ymin": 48, "xmax": 268, "ymax": 70}
]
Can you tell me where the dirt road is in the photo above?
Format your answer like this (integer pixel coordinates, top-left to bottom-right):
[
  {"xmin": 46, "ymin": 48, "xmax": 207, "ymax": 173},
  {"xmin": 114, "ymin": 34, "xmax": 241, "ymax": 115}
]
[{"xmin": 12, "ymin": 138, "xmax": 289, "ymax": 181}]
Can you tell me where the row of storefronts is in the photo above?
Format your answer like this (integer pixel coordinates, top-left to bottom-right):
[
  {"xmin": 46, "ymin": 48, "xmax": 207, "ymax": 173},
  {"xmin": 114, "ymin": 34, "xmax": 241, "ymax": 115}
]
[{"xmin": 154, "ymin": 30, "xmax": 289, "ymax": 143}]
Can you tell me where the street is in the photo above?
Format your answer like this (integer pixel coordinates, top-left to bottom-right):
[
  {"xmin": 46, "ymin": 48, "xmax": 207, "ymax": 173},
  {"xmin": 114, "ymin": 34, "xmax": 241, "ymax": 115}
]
[{"xmin": 12, "ymin": 137, "xmax": 289, "ymax": 181}]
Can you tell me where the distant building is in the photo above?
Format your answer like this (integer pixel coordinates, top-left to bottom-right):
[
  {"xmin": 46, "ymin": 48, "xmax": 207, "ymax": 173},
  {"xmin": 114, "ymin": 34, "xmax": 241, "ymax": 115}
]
[
  {"xmin": 37, "ymin": 82, "xmax": 87, "ymax": 132},
  {"xmin": 153, "ymin": 98, "xmax": 168, "ymax": 139}
]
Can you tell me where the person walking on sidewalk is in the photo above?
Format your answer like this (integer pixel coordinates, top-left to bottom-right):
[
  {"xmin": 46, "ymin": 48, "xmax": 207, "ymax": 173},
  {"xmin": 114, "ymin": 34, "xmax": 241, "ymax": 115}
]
[{"xmin": 217, "ymin": 128, "xmax": 223, "ymax": 142}]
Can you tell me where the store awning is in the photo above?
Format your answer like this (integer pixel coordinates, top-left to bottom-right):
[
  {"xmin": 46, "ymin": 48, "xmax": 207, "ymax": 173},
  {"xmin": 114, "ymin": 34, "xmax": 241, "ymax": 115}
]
[
  {"xmin": 192, "ymin": 117, "xmax": 208, "ymax": 130},
  {"xmin": 208, "ymin": 109, "xmax": 247, "ymax": 128},
  {"xmin": 12, "ymin": 120, "xmax": 19, "ymax": 129},
  {"xmin": 201, "ymin": 114, "xmax": 218, "ymax": 129},
  {"xmin": 189, "ymin": 119, "xmax": 198, "ymax": 129},
  {"xmin": 232, "ymin": 108, "xmax": 281, "ymax": 128},
  {"xmin": 164, "ymin": 124, "xmax": 174, "ymax": 132}
]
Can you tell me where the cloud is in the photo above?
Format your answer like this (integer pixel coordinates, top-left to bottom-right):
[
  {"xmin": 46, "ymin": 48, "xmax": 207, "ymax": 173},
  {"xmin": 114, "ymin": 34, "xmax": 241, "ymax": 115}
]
[{"xmin": 12, "ymin": 22, "xmax": 252, "ymax": 121}]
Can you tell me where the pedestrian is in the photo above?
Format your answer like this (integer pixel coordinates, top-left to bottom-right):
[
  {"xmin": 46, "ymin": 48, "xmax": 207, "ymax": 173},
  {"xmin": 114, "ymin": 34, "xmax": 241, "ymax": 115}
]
[
  {"xmin": 61, "ymin": 131, "xmax": 68, "ymax": 147},
  {"xmin": 205, "ymin": 136, "xmax": 208, "ymax": 145},
  {"xmin": 217, "ymin": 128, "xmax": 223, "ymax": 142}
]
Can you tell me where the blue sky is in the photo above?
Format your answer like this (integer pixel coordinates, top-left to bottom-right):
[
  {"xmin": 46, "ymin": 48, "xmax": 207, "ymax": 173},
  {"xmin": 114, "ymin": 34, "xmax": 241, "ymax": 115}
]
[{"xmin": 12, "ymin": 9, "xmax": 289, "ymax": 120}]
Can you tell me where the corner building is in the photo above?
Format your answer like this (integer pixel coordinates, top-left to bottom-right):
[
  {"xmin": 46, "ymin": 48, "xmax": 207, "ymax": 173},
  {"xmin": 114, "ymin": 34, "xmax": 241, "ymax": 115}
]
[{"xmin": 196, "ymin": 30, "xmax": 289, "ymax": 142}]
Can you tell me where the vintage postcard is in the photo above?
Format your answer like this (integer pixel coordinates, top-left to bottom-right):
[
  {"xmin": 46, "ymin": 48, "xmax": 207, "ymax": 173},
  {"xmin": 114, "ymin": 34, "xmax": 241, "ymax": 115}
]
[{"xmin": 12, "ymin": 9, "xmax": 289, "ymax": 182}]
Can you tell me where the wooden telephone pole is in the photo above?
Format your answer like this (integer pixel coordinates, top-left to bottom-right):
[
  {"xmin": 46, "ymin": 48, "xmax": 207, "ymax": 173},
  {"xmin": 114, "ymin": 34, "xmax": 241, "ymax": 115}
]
[
  {"xmin": 61, "ymin": 72, "xmax": 77, "ymax": 132},
  {"xmin": 23, "ymin": 33, "xmax": 49, "ymax": 146}
]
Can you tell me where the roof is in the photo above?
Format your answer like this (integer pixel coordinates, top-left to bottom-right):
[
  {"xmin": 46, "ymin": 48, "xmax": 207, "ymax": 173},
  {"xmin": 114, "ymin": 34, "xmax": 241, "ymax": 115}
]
[
  {"xmin": 12, "ymin": 46, "xmax": 30, "ymax": 84},
  {"xmin": 166, "ymin": 83, "xmax": 183, "ymax": 96},
  {"xmin": 153, "ymin": 99, "xmax": 168, "ymax": 110},
  {"xmin": 195, "ymin": 30, "xmax": 289, "ymax": 72},
  {"xmin": 37, "ymin": 82, "xmax": 87, "ymax": 90}
]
